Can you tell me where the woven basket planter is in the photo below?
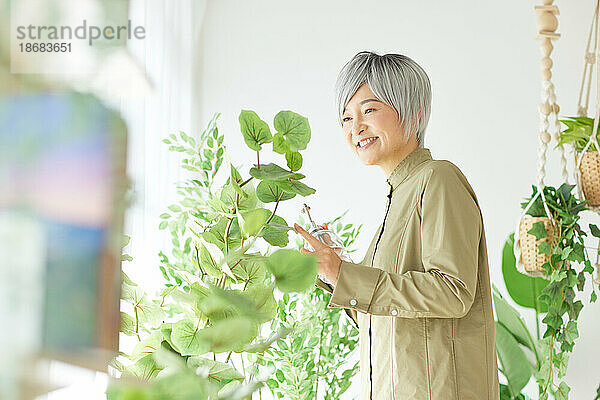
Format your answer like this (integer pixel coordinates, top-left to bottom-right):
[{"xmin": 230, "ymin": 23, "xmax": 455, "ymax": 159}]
[
  {"xmin": 577, "ymin": 150, "xmax": 600, "ymax": 207},
  {"xmin": 518, "ymin": 216, "xmax": 570, "ymax": 277}
]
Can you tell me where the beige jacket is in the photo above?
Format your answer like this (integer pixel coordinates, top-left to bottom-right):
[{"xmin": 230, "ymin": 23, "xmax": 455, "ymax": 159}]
[{"xmin": 317, "ymin": 147, "xmax": 500, "ymax": 400}]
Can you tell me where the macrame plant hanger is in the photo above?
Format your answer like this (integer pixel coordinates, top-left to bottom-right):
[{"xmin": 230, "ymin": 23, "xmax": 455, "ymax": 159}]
[
  {"xmin": 574, "ymin": 0, "xmax": 600, "ymax": 285},
  {"xmin": 514, "ymin": 0, "xmax": 571, "ymax": 277}
]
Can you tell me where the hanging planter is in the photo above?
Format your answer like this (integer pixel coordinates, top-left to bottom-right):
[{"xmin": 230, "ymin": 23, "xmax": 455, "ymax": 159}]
[
  {"xmin": 513, "ymin": 0, "xmax": 572, "ymax": 279},
  {"xmin": 577, "ymin": 148, "xmax": 600, "ymax": 206},
  {"xmin": 556, "ymin": 115, "xmax": 600, "ymax": 207},
  {"xmin": 507, "ymin": 2, "xmax": 600, "ymax": 399},
  {"xmin": 516, "ymin": 185, "xmax": 581, "ymax": 278},
  {"xmin": 518, "ymin": 215, "xmax": 556, "ymax": 277}
]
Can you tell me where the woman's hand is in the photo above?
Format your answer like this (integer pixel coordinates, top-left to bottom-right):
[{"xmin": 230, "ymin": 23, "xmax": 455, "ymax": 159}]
[{"xmin": 293, "ymin": 222, "xmax": 342, "ymax": 286}]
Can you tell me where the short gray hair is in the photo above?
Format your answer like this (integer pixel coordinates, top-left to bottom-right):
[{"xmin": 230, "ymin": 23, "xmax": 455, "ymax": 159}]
[{"xmin": 334, "ymin": 51, "xmax": 432, "ymax": 148}]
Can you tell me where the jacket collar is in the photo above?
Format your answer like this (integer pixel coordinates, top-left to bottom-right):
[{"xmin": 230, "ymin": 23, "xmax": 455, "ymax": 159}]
[{"xmin": 386, "ymin": 147, "xmax": 432, "ymax": 192}]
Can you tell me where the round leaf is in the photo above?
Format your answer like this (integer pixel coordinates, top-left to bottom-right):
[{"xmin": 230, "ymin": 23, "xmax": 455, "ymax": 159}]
[
  {"xmin": 238, "ymin": 208, "xmax": 271, "ymax": 239},
  {"xmin": 272, "ymin": 132, "xmax": 290, "ymax": 154},
  {"xmin": 273, "ymin": 110, "xmax": 311, "ymax": 151},
  {"xmin": 285, "ymin": 150, "xmax": 303, "ymax": 171},
  {"xmin": 258, "ymin": 214, "xmax": 289, "ymax": 247},
  {"xmin": 256, "ymin": 180, "xmax": 295, "ymax": 203},
  {"xmin": 266, "ymin": 249, "xmax": 317, "ymax": 293},
  {"xmin": 239, "ymin": 110, "xmax": 272, "ymax": 151},
  {"xmin": 249, "ymin": 163, "xmax": 304, "ymax": 181},
  {"xmin": 171, "ymin": 319, "xmax": 210, "ymax": 356}
]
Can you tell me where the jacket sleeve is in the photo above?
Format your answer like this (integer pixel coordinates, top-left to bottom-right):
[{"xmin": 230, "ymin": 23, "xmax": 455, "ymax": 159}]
[
  {"xmin": 315, "ymin": 277, "xmax": 359, "ymax": 328},
  {"xmin": 328, "ymin": 165, "xmax": 482, "ymax": 318}
]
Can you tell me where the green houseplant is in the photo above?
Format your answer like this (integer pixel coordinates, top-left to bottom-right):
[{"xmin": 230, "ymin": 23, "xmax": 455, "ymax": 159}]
[
  {"xmin": 556, "ymin": 116, "xmax": 600, "ymax": 207},
  {"xmin": 555, "ymin": 116, "xmax": 599, "ymax": 153},
  {"xmin": 497, "ymin": 183, "xmax": 600, "ymax": 399},
  {"xmin": 260, "ymin": 212, "xmax": 361, "ymax": 400},
  {"xmin": 109, "ymin": 110, "xmax": 322, "ymax": 399}
]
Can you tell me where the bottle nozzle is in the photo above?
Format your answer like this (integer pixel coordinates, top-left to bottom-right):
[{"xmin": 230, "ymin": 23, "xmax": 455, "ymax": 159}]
[{"xmin": 301, "ymin": 203, "xmax": 319, "ymax": 229}]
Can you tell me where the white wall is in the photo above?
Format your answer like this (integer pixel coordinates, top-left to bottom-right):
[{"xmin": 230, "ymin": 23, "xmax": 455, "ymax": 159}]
[{"xmin": 196, "ymin": 0, "xmax": 600, "ymax": 398}]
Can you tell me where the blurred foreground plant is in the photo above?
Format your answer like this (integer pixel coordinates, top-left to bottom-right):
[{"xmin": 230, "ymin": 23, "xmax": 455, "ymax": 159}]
[{"xmin": 109, "ymin": 110, "xmax": 320, "ymax": 399}]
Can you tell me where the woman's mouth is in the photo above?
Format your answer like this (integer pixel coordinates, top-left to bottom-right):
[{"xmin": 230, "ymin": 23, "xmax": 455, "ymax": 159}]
[{"xmin": 357, "ymin": 137, "xmax": 378, "ymax": 150}]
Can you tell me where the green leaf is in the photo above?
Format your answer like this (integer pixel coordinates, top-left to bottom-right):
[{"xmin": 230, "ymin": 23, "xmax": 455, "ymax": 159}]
[
  {"xmin": 266, "ymin": 249, "xmax": 317, "ymax": 293},
  {"xmin": 272, "ymin": 132, "xmax": 290, "ymax": 154},
  {"xmin": 538, "ymin": 241, "xmax": 551, "ymax": 255},
  {"xmin": 249, "ymin": 163, "xmax": 305, "ymax": 181},
  {"xmin": 272, "ymin": 178, "xmax": 316, "ymax": 196},
  {"xmin": 590, "ymin": 223, "xmax": 600, "ymax": 238},
  {"xmin": 553, "ymin": 381, "xmax": 571, "ymax": 400},
  {"xmin": 196, "ymin": 289, "xmax": 238, "ymax": 322},
  {"xmin": 202, "ymin": 217, "xmax": 242, "ymax": 253},
  {"xmin": 220, "ymin": 179, "xmax": 258, "ymax": 212},
  {"xmin": 563, "ymin": 320, "xmax": 578, "ymax": 343},
  {"xmin": 198, "ymin": 242, "xmax": 222, "ymax": 278},
  {"xmin": 285, "ymin": 150, "xmax": 303, "ymax": 171},
  {"xmin": 257, "ymin": 214, "xmax": 290, "ymax": 247},
  {"xmin": 122, "ymin": 354, "xmax": 162, "ymax": 381},
  {"xmin": 199, "ymin": 317, "xmax": 258, "ymax": 353},
  {"xmin": 273, "ymin": 110, "xmax": 311, "ymax": 151},
  {"xmin": 130, "ymin": 331, "xmax": 163, "ymax": 362},
  {"xmin": 159, "ymin": 221, "xmax": 168, "ymax": 230},
  {"xmin": 528, "ymin": 221, "xmax": 548, "ymax": 240},
  {"xmin": 238, "ymin": 208, "xmax": 271, "ymax": 239},
  {"xmin": 120, "ymin": 312, "xmax": 136, "ymax": 336},
  {"xmin": 502, "ymin": 233, "xmax": 549, "ymax": 312},
  {"xmin": 122, "ymin": 271, "xmax": 137, "ymax": 286},
  {"xmin": 541, "ymin": 307, "xmax": 563, "ymax": 330},
  {"xmin": 122, "ymin": 284, "xmax": 165, "ymax": 327},
  {"xmin": 243, "ymin": 284, "xmax": 277, "ymax": 323},
  {"xmin": 233, "ymin": 253, "xmax": 268, "ymax": 287},
  {"xmin": 168, "ymin": 204, "xmax": 182, "ymax": 213},
  {"xmin": 171, "ymin": 319, "xmax": 210, "ymax": 356},
  {"xmin": 239, "ymin": 110, "xmax": 272, "ymax": 151},
  {"xmin": 187, "ymin": 357, "xmax": 244, "ymax": 382},
  {"xmin": 276, "ymin": 369, "xmax": 285, "ymax": 382},
  {"xmin": 256, "ymin": 180, "xmax": 295, "ymax": 203},
  {"xmin": 492, "ymin": 290, "xmax": 538, "ymax": 360},
  {"xmin": 228, "ymin": 158, "xmax": 247, "ymax": 200},
  {"xmin": 494, "ymin": 322, "xmax": 533, "ymax": 397}
]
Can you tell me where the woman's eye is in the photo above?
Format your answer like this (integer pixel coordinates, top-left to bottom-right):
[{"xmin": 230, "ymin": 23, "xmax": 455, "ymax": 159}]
[
  {"xmin": 364, "ymin": 108, "xmax": 375, "ymax": 114},
  {"xmin": 342, "ymin": 117, "xmax": 351, "ymax": 122}
]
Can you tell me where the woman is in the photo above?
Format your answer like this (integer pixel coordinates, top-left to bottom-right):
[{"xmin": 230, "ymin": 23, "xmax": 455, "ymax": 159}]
[{"xmin": 293, "ymin": 51, "xmax": 500, "ymax": 400}]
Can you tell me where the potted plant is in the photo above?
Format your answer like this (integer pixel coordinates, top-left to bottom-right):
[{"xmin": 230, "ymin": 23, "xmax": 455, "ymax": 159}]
[
  {"xmin": 556, "ymin": 116, "xmax": 600, "ymax": 206},
  {"xmin": 517, "ymin": 184, "xmax": 585, "ymax": 276},
  {"xmin": 507, "ymin": 183, "xmax": 600, "ymax": 399},
  {"xmin": 108, "ymin": 109, "xmax": 324, "ymax": 399}
]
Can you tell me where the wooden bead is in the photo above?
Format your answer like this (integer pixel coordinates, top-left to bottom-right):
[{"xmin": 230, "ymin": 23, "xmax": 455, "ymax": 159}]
[
  {"xmin": 542, "ymin": 69, "xmax": 552, "ymax": 80},
  {"xmin": 537, "ymin": 12, "xmax": 558, "ymax": 32},
  {"xmin": 540, "ymin": 131, "xmax": 552, "ymax": 143},
  {"xmin": 553, "ymin": 103, "xmax": 560, "ymax": 113},
  {"xmin": 540, "ymin": 102, "xmax": 552, "ymax": 115},
  {"xmin": 541, "ymin": 40, "xmax": 553, "ymax": 57},
  {"xmin": 541, "ymin": 57, "xmax": 553, "ymax": 69}
]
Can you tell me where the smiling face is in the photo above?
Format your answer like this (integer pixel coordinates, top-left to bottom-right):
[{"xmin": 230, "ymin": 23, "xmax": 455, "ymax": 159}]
[{"xmin": 341, "ymin": 83, "xmax": 418, "ymax": 177}]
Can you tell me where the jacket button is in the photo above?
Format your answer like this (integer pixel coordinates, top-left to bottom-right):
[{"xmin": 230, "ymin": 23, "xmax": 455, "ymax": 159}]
[
  {"xmin": 349, "ymin": 299, "xmax": 357, "ymax": 306},
  {"xmin": 391, "ymin": 309, "xmax": 398, "ymax": 316}
]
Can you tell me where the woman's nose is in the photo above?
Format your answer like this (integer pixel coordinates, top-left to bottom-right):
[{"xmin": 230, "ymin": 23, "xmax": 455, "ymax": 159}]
[{"xmin": 351, "ymin": 119, "xmax": 366, "ymax": 136}]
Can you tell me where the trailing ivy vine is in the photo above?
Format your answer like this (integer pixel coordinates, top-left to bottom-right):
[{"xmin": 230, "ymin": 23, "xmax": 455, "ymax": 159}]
[{"xmin": 519, "ymin": 183, "xmax": 599, "ymax": 399}]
